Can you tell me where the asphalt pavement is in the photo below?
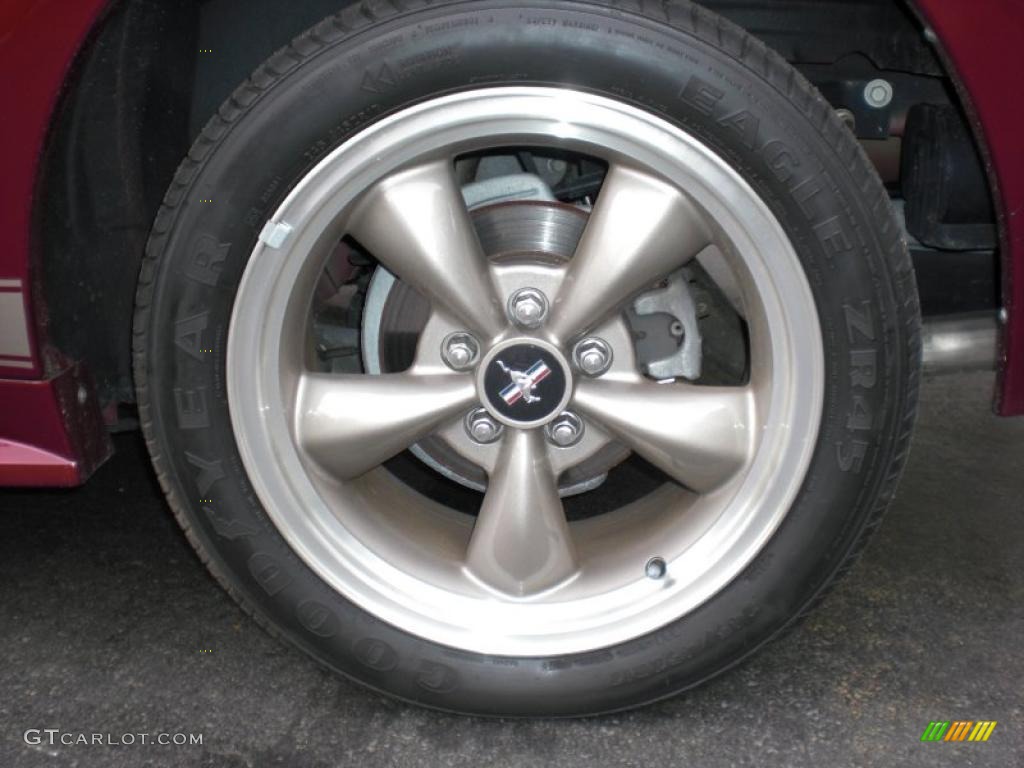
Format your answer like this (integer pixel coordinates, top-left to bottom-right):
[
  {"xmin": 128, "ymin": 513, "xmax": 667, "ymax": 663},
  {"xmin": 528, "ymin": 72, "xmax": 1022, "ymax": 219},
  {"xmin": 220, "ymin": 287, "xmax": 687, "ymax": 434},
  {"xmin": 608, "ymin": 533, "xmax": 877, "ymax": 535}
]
[{"xmin": 0, "ymin": 371, "xmax": 1021, "ymax": 767}]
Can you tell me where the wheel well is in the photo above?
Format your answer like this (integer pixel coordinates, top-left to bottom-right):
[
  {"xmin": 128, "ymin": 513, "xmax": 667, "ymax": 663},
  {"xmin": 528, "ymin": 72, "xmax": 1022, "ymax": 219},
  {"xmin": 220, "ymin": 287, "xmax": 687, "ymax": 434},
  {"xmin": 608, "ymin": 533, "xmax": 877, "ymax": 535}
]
[
  {"xmin": 36, "ymin": 0, "xmax": 199, "ymax": 408},
  {"xmin": 35, "ymin": 0, "xmax": 997, "ymax": 412}
]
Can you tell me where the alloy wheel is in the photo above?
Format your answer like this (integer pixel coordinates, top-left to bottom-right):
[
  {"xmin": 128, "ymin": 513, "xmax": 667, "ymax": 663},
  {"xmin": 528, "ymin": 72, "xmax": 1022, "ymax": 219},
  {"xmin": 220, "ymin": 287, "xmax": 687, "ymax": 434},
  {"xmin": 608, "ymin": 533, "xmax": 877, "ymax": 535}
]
[{"xmin": 226, "ymin": 87, "xmax": 824, "ymax": 656}]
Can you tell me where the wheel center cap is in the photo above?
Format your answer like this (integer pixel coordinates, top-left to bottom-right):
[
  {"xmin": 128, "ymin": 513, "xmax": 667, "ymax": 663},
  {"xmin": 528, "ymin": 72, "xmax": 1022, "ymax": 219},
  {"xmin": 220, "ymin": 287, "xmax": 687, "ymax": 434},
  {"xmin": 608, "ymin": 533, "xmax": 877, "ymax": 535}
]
[{"xmin": 477, "ymin": 338, "xmax": 573, "ymax": 428}]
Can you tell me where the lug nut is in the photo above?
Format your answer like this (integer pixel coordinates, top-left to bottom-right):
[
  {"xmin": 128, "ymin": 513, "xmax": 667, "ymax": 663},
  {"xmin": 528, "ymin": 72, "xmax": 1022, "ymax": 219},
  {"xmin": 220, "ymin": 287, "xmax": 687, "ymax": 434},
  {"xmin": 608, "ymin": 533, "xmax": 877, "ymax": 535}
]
[
  {"xmin": 442, "ymin": 332, "xmax": 479, "ymax": 371},
  {"xmin": 545, "ymin": 411, "xmax": 584, "ymax": 448},
  {"xmin": 573, "ymin": 337, "xmax": 613, "ymax": 377},
  {"xmin": 465, "ymin": 408, "xmax": 503, "ymax": 444},
  {"xmin": 507, "ymin": 288, "xmax": 549, "ymax": 328}
]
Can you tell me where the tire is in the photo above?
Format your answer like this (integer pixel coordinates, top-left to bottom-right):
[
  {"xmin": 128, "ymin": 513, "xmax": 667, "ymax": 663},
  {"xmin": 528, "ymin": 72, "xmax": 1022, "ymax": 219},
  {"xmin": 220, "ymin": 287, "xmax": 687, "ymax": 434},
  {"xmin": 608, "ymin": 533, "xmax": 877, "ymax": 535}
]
[{"xmin": 134, "ymin": 0, "xmax": 920, "ymax": 716}]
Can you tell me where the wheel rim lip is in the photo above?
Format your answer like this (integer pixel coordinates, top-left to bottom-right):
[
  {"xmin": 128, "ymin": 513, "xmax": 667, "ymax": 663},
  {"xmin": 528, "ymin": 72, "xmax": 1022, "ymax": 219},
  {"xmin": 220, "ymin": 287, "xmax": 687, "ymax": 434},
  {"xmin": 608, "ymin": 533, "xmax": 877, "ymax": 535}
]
[{"xmin": 226, "ymin": 87, "xmax": 825, "ymax": 656}]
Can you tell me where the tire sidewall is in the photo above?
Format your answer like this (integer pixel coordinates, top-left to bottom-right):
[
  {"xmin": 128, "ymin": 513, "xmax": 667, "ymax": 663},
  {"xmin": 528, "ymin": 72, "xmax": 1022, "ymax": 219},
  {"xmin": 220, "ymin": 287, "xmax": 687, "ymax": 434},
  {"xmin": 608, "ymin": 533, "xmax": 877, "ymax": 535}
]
[{"xmin": 138, "ymin": 0, "xmax": 915, "ymax": 715}]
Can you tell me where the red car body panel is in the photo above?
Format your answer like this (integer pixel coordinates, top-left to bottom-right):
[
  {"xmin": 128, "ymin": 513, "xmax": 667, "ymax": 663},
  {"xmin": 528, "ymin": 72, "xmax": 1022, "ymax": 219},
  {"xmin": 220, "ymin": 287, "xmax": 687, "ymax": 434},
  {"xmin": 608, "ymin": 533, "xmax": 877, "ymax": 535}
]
[
  {"xmin": 0, "ymin": 0, "xmax": 112, "ymax": 485},
  {"xmin": 913, "ymin": 0, "xmax": 1024, "ymax": 416},
  {"xmin": 0, "ymin": 0, "xmax": 1021, "ymax": 486},
  {"xmin": 0, "ymin": 365, "xmax": 110, "ymax": 486},
  {"xmin": 0, "ymin": 0, "xmax": 109, "ymax": 377}
]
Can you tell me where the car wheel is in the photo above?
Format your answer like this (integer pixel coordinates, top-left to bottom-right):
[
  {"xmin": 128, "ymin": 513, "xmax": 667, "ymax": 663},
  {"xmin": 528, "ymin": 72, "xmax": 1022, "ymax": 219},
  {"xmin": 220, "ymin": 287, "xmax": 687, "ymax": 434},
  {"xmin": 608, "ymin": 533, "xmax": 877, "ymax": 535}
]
[{"xmin": 134, "ymin": 0, "xmax": 920, "ymax": 716}]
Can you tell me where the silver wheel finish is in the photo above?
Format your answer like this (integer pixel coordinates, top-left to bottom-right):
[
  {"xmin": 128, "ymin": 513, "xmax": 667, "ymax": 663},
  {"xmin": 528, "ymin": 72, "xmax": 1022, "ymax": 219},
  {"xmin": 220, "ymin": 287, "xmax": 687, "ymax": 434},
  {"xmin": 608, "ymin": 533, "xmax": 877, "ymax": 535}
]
[{"xmin": 227, "ymin": 88, "xmax": 824, "ymax": 656}]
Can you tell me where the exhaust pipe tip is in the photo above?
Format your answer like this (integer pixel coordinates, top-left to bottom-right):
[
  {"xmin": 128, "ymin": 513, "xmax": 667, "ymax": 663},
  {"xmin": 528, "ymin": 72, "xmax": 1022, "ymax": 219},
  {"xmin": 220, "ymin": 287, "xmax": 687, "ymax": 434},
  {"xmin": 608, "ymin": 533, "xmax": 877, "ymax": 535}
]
[{"xmin": 921, "ymin": 312, "xmax": 999, "ymax": 375}]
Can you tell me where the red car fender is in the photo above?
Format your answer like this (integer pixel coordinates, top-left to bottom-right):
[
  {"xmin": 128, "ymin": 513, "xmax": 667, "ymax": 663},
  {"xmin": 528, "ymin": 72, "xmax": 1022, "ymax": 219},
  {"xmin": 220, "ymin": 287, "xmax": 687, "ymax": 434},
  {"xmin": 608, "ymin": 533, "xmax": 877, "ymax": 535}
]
[
  {"xmin": 912, "ymin": 0, "xmax": 1024, "ymax": 415},
  {"xmin": 0, "ymin": 0, "xmax": 112, "ymax": 484}
]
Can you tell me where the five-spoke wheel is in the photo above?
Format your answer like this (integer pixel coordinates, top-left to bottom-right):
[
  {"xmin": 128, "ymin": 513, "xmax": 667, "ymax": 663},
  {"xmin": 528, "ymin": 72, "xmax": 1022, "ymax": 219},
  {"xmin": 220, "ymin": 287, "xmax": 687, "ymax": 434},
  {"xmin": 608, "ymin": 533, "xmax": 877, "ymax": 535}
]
[
  {"xmin": 137, "ymin": 0, "xmax": 918, "ymax": 715},
  {"xmin": 227, "ymin": 88, "xmax": 823, "ymax": 653}
]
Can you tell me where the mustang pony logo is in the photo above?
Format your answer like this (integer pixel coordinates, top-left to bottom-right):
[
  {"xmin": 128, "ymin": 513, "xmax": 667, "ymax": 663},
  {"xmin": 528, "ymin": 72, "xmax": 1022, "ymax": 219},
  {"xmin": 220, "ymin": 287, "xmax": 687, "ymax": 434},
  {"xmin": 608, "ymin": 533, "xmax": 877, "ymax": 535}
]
[{"xmin": 497, "ymin": 359, "xmax": 550, "ymax": 405}]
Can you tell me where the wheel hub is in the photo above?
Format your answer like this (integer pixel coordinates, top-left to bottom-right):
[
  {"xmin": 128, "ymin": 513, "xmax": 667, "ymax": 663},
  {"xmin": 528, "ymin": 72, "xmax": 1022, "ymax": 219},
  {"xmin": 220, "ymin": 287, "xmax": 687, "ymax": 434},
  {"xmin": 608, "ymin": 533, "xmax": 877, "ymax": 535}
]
[
  {"xmin": 478, "ymin": 338, "xmax": 573, "ymax": 428},
  {"xmin": 363, "ymin": 200, "xmax": 629, "ymax": 495}
]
